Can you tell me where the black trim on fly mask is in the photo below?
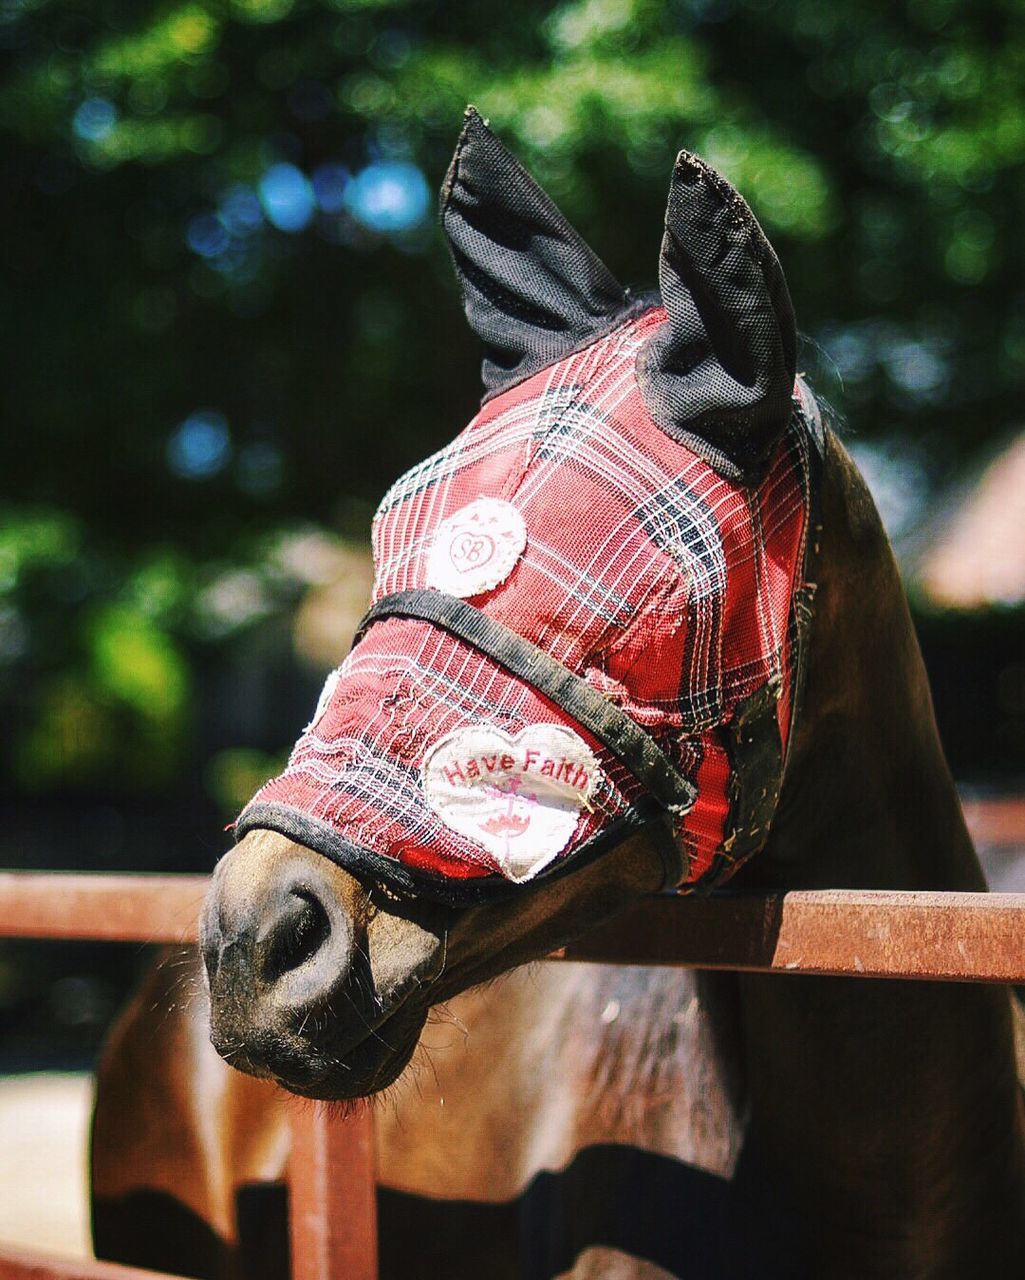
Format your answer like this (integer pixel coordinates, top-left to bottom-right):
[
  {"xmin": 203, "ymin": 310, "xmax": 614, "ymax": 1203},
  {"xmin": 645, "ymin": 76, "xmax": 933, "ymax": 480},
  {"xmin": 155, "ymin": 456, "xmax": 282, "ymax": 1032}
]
[
  {"xmin": 637, "ymin": 152, "xmax": 798, "ymax": 487},
  {"xmin": 441, "ymin": 107, "xmax": 629, "ymax": 399},
  {"xmin": 235, "ymin": 802, "xmax": 686, "ymax": 908},
  {"xmin": 356, "ymin": 590, "xmax": 698, "ymax": 819}
]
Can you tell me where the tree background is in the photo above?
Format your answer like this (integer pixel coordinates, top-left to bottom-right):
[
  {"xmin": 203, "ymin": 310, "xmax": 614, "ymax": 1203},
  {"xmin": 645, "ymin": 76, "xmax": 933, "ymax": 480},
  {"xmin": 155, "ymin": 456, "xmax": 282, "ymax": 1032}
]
[{"xmin": 2, "ymin": 0, "xmax": 1024, "ymax": 1059}]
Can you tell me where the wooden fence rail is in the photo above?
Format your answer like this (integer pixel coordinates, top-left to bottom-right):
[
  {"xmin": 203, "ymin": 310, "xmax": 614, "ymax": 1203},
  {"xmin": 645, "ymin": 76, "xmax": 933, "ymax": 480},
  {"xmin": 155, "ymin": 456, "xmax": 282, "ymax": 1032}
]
[
  {"xmin": 1, "ymin": 791, "xmax": 1024, "ymax": 1279},
  {"xmin": 3, "ymin": 872, "xmax": 1025, "ymax": 983}
]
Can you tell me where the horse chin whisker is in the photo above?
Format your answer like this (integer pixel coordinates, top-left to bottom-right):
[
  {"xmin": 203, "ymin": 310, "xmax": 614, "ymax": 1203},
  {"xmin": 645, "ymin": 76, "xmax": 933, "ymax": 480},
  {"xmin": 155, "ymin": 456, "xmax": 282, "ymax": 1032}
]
[
  {"xmin": 426, "ymin": 1001, "xmax": 469, "ymax": 1038},
  {"xmin": 416, "ymin": 1040, "xmax": 442, "ymax": 1095}
]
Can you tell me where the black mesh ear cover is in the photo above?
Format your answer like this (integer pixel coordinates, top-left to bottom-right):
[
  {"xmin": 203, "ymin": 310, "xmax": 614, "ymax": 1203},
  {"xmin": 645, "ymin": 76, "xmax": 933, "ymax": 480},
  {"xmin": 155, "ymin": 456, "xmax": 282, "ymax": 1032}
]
[
  {"xmin": 440, "ymin": 106, "xmax": 627, "ymax": 397},
  {"xmin": 637, "ymin": 151, "xmax": 798, "ymax": 485}
]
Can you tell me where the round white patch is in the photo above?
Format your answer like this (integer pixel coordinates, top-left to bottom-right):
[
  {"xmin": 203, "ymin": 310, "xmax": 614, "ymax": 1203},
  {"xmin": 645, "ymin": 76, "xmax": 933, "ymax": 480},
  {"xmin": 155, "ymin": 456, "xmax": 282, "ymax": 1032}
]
[
  {"xmin": 422, "ymin": 724, "xmax": 600, "ymax": 883},
  {"xmin": 426, "ymin": 497, "xmax": 526, "ymax": 598}
]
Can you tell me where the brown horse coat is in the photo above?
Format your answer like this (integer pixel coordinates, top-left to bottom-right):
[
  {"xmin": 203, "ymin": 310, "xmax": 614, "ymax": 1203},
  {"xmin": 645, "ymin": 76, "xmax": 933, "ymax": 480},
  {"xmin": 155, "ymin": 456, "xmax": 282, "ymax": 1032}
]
[{"xmin": 93, "ymin": 431, "xmax": 1025, "ymax": 1279}]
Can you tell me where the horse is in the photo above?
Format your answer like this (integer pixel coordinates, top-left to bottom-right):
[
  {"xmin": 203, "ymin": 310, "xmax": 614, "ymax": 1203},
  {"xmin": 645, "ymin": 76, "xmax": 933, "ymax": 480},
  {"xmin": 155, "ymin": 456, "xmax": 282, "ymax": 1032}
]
[{"xmin": 91, "ymin": 109, "xmax": 1025, "ymax": 1279}]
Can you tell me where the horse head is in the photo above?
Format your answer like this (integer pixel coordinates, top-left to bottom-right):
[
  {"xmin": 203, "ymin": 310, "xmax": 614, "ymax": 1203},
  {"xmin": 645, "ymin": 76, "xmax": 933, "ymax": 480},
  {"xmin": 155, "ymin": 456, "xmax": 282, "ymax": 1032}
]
[{"xmin": 200, "ymin": 106, "xmax": 821, "ymax": 1100}]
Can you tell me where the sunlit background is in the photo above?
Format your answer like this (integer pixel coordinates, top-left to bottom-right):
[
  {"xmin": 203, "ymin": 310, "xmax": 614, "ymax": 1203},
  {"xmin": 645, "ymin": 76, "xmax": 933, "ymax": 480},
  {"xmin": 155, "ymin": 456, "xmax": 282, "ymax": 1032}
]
[{"xmin": 2, "ymin": 0, "xmax": 1025, "ymax": 1068}]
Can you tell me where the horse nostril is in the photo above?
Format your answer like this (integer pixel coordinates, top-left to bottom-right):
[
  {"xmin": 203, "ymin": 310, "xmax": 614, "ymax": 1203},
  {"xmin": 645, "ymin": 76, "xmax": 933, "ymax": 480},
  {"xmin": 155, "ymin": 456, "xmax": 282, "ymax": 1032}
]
[{"xmin": 260, "ymin": 889, "xmax": 330, "ymax": 983}]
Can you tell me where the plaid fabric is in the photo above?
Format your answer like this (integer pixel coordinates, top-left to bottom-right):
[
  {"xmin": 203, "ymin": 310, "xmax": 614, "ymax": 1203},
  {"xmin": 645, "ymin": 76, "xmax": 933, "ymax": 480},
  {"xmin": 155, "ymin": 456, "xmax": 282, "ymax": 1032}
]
[{"xmin": 238, "ymin": 306, "xmax": 817, "ymax": 898}]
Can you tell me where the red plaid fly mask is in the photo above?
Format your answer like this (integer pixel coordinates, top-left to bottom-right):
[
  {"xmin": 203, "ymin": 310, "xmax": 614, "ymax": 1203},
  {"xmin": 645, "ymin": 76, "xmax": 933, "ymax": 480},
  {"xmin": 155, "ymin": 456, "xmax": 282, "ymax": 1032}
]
[{"xmin": 237, "ymin": 109, "xmax": 821, "ymax": 906}]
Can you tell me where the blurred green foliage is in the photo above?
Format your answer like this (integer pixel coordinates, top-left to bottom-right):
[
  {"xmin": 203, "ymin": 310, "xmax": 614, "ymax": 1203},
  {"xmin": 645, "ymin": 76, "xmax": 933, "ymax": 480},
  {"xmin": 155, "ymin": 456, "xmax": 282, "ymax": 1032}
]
[
  {"xmin": 2, "ymin": 0, "xmax": 1025, "ymax": 804},
  {"xmin": 205, "ymin": 743, "xmax": 289, "ymax": 813}
]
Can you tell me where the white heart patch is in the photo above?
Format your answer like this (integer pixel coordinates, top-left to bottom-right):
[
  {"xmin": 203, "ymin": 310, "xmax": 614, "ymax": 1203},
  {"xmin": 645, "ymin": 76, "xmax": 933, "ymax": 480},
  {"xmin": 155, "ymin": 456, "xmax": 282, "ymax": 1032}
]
[
  {"xmin": 422, "ymin": 724, "xmax": 600, "ymax": 882},
  {"xmin": 426, "ymin": 498, "xmax": 526, "ymax": 598}
]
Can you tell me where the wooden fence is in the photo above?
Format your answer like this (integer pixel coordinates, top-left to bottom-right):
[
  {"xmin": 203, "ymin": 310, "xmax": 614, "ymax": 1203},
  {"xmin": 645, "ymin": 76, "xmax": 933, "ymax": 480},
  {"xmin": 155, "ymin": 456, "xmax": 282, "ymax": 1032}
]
[{"xmin": 0, "ymin": 794, "xmax": 1023, "ymax": 1279}]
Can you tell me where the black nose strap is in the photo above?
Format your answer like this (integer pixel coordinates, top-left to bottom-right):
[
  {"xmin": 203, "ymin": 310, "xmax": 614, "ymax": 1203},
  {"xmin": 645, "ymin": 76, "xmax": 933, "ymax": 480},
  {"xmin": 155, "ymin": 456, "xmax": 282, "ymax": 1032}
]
[{"xmin": 355, "ymin": 589, "xmax": 698, "ymax": 819}]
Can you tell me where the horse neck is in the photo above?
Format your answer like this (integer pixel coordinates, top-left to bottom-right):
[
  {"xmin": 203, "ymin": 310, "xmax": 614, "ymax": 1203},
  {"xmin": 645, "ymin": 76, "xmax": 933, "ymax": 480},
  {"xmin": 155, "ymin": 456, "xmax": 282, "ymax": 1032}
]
[
  {"xmin": 732, "ymin": 430, "xmax": 1025, "ymax": 1277},
  {"xmin": 760, "ymin": 429, "xmax": 981, "ymax": 893}
]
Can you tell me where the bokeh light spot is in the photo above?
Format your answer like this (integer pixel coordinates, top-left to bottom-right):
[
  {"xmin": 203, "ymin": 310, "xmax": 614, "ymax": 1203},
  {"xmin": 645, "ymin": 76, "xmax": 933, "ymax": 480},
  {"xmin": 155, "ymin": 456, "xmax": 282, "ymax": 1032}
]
[
  {"xmin": 219, "ymin": 185, "xmax": 263, "ymax": 235},
  {"xmin": 345, "ymin": 160, "xmax": 429, "ymax": 234},
  {"xmin": 186, "ymin": 212, "xmax": 230, "ymax": 258},
  {"xmin": 167, "ymin": 410, "xmax": 232, "ymax": 479},
  {"xmin": 258, "ymin": 162, "xmax": 315, "ymax": 232},
  {"xmin": 72, "ymin": 97, "xmax": 117, "ymax": 142}
]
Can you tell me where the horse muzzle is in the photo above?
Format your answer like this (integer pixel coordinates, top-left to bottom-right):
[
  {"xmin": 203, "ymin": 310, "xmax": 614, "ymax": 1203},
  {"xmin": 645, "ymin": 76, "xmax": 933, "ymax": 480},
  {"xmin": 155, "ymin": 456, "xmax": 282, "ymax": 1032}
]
[{"xmin": 199, "ymin": 832, "xmax": 447, "ymax": 1099}]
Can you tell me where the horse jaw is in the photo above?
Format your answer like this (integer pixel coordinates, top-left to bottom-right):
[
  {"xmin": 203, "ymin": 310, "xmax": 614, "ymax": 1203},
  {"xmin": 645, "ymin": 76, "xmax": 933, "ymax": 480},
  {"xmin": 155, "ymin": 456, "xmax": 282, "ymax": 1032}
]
[{"xmin": 200, "ymin": 825, "xmax": 666, "ymax": 1100}]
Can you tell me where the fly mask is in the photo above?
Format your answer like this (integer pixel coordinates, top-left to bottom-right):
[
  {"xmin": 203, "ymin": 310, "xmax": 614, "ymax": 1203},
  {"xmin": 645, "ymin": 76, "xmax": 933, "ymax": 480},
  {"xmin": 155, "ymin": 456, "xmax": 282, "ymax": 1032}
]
[{"xmin": 236, "ymin": 108, "xmax": 822, "ymax": 906}]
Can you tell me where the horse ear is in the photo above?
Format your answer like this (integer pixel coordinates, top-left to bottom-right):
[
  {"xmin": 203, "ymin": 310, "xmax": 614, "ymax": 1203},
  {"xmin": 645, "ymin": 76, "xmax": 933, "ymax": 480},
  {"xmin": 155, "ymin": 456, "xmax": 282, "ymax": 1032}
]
[
  {"xmin": 441, "ymin": 106, "xmax": 627, "ymax": 396},
  {"xmin": 638, "ymin": 152, "xmax": 798, "ymax": 484}
]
